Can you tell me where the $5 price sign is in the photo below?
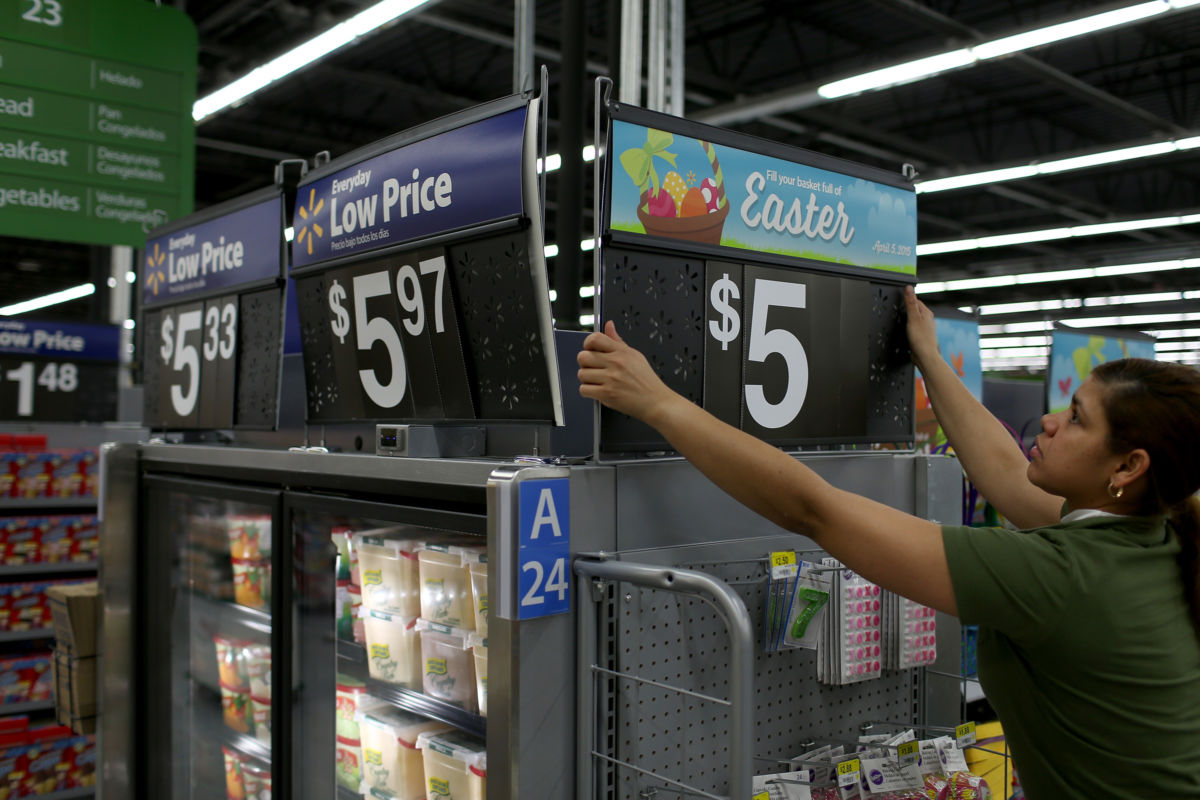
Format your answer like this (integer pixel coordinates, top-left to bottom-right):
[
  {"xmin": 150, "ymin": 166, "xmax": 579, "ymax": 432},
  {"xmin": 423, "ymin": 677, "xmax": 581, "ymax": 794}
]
[
  {"xmin": 707, "ymin": 265, "xmax": 809, "ymax": 431},
  {"xmin": 156, "ymin": 297, "xmax": 238, "ymax": 426},
  {"xmin": 322, "ymin": 252, "xmax": 473, "ymax": 419},
  {"xmin": 703, "ymin": 263, "xmax": 877, "ymax": 442}
]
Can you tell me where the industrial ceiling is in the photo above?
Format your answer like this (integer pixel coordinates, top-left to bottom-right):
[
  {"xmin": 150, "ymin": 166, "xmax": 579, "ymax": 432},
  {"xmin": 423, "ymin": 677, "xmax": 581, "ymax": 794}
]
[{"xmin": 4, "ymin": 0, "xmax": 1199, "ymax": 364}]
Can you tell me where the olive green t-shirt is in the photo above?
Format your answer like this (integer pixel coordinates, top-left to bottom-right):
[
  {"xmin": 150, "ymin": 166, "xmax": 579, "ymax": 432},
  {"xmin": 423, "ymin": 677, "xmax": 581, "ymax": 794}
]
[{"xmin": 942, "ymin": 514, "xmax": 1200, "ymax": 799}]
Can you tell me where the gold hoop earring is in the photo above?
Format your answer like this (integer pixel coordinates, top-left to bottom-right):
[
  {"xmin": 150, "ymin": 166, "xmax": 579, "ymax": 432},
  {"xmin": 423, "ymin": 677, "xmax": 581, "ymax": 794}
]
[{"xmin": 1107, "ymin": 480, "xmax": 1124, "ymax": 499}]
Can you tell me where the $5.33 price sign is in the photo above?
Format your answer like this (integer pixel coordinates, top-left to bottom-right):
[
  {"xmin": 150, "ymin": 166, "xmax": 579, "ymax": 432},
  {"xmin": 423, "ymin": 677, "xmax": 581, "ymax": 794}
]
[
  {"xmin": 704, "ymin": 262, "xmax": 874, "ymax": 442},
  {"xmin": 153, "ymin": 296, "xmax": 238, "ymax": 428},
  {"xmin": 318, "ymin": 248, "xmax": 474, "ymax": 421}
]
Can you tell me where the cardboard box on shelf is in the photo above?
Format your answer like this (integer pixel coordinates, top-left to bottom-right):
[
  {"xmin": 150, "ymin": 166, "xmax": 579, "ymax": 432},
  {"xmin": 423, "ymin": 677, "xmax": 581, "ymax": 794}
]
[
  {"xmin": 46, "ymin": 581, "xmax": 98, "ymax": 657},
  {"xmin": 52, "ymin": 646, "xmax": 96, "ymax": 722}
]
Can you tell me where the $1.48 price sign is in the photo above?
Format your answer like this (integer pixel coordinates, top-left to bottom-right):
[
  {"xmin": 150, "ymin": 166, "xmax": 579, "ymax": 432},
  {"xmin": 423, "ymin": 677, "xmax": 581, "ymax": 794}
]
[
  {"xmin": 704, "ymin": 262, "xmax": 872, "ymax": 442},
  {"xmin": 319, "ymin": 249, "xmax": 474, "ymax": 421},
  {"xmin": 0, "ymin": 357, "xmax": 100, "ymax": 422},
  {"xmin": 155, "ymin": 296, "xmax": 238, "ymax": 428}
]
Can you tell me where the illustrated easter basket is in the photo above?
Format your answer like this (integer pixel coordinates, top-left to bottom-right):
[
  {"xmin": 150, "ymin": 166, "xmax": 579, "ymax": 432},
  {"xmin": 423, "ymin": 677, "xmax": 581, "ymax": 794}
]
[{"xmin": 623, "ymin": 129, "xmax": 730, "ymax": 246}]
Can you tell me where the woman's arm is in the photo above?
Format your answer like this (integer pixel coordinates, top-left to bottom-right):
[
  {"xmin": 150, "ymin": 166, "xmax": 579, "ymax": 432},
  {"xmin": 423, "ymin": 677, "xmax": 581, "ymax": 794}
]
[
  {"xmin": 905, "ymin": 288, "xmax": 1062, "ymax": 528},
  {"xmin": 578, "ymin": 321, "xmax": 956, "ymax": 614}
]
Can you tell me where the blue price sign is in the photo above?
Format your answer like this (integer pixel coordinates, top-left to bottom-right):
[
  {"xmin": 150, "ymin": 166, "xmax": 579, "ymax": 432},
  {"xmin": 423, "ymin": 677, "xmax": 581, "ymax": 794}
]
[{"xmin": 517, "ymin": 478, "xmax": 570, "ymax": 619}]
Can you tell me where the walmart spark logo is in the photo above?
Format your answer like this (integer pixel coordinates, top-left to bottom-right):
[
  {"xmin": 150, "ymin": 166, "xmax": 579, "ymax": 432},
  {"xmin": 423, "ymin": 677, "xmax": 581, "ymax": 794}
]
[
  {"xmin": 295, "ymin": 187, "xmax": 325, "ymax": 256},
  {"xmin": 145, "ymin": 243, "xmax": 166, "ymax": 296}
]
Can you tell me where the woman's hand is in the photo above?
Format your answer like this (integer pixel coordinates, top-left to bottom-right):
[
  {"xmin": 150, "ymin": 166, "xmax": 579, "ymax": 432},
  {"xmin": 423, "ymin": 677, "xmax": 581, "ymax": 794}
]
[
  {"xmin": 577, "ymin": 321, "xmax": 680, "ymax": 426},
  {"xmin": 904, "ymin": 285, "xmax": 940, "ymax": 372}
]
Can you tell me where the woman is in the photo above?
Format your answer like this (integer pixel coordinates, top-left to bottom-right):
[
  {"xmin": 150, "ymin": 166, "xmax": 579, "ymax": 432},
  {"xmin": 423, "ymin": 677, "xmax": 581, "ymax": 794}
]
[{"xmin": 576, "ymin": 285, "xmax": 1200, "ymax": 799}]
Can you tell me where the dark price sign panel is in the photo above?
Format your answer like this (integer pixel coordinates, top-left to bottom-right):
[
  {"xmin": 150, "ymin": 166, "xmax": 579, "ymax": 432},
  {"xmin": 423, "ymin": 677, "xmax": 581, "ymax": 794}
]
[
  {"xmin": 0, "ymin": 321, "xmax": 120, "ymax": 423},
  {"xmin": 296, "ymin": 231, "xmax": 560, "ymax": 424},
  {"xmin": 141, "ymin": 189, "xmax": 286, "ymax": 430},
  {"xmin": 600, "ymin": 247, "xmax": 912, "ymax": 452}
]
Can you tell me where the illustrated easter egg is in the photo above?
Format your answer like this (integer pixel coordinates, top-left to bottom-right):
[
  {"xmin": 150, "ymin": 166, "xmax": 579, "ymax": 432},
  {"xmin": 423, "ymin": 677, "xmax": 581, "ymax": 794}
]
[
  {"xmin": 662, "ymin": 171, "xmax": 688, "ymax": 211},
  {"xmin": 700, "ymin": 177, "xmax": 720, "ymax": 212},
  {"xmin": 679, "ymin": 186, "xmax": 707, "ymax": 217},
  {"xmin": 646, "ymin": 188, "xmax": 677, "ymax": 217}
]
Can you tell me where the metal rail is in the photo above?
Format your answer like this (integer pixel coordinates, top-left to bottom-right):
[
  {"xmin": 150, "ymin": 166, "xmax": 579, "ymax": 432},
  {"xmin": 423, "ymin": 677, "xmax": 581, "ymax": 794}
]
[{"xmin": 575, "ymin": 556, "xmax": 755, "ymax": 800}]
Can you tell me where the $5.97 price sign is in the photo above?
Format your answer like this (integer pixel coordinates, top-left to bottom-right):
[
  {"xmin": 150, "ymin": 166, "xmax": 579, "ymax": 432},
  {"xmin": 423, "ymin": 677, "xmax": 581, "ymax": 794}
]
[
  {"xmin": 154, "ymin": 296, "xmax": 238, "ymax": 428},
  {"xmin": 704, "ymin": 262, "xmax": 875, "ymax": 443},
  {"xmin": 320, "ymin": 249, "xmax": 474, "ymax": 420}
]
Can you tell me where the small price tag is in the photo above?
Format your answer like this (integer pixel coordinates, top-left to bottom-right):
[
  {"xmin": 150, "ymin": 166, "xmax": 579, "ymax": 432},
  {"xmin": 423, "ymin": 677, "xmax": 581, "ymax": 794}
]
[
  {"xmin": 897, "ymin": 740, "xmax": 920, "ymax": 766},
  {"xmin": 770, "ymin": 550, "xmax": 799, "ymax": 579},
  {"xmin": 836, "ymin": 758, "xmax": 861, "ymax": 785},
  {"xmin": 753, "ymin": 792, "xmax": 771, "ymax": 800},
  {"xmin": 955, "ymin": 722, "xmax": 977, "ymax": 747}
]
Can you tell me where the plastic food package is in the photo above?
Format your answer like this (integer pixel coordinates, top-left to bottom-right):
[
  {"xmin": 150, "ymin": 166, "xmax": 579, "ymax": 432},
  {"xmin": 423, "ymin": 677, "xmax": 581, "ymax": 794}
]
[
  {"xmin": 946, "ymin": 771, "xmax": 990, "ymax": 799},
  {"xmin": 418, "ymin": 545, "xmax": 485, "ymax": 630},
  {"xmin": 416, "ymin": 729, "xmax": 486, "ymax": 800},
  {"xmin": 335, "ymin": 676, "xmax": 368, "ymax": 740},
  {"xmin": 335, "ymin": 733, "xmax": 362, "ymax": 791},
  {"xmin": 242, "ymin": 760, "xmax": 270, "ymax": 800},
  {"xmin": 363, "ymin": 609, "xmax": 421, "ymax": 687},
  {"xmin": 232, "ymin": 558, "xmax": 270, "ymax": 610},
  {"xmin": 222, "ymin": 746, "xmax": 245, "ymax": 799},
  {"xmin": 468, "ymin": 633, "xmax": 487, "ymax": 718},
  {"xmin": 214, "ymin": 636, "xmax": 249, "ymax": 690},
  {"xmin": 468, "ymin": 560, "xmax": 488, "ymax": 638},
  {"xmin": 244, "ymin": 644, "xmax": 271, "ymax": 700},
  {"xmin": 358, "ymin": 706, "xmax": 451, "ymax": 800},
  {"xmin": 227, "ymin": 515, "xmax": 271, "ymax": 560},
  {"xmin": 220, "ymin": 682, "xmax": 252, "ymax": 735},
  {"xmin": 417, "ymin": 620, "xmax": 476, "ymax": 712},
  {"xmin": 251, "ymin": 694, "xmax": 271, "ymax": 743},
  {"xmin": 356, "ymin": 535, "xmax": 421, "ymax": 617}
]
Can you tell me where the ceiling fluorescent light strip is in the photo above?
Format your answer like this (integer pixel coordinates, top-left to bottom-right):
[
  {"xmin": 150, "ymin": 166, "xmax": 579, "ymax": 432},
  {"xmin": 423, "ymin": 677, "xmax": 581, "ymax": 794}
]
[
  {"xmin": 816, "ymin": 2, "xmax": 1180, "ymax": 101},
  {"xmin": 918, "ymin": 213, "xmax": 1200, "ymax": 256},
  {"xmin": 918, "ymin": 258, "xmax": 1200, "ymax": 294},
  {"xmin": 917, "ymin": 137, "xmax": 1200, "ymax": 193},
  {"xmin": 0, "ymin": 283, "xmax": 96, "ymax": 316},
  {"xmin": 193, "ymin": 0, "xmax": 435, "ymax": 122}
]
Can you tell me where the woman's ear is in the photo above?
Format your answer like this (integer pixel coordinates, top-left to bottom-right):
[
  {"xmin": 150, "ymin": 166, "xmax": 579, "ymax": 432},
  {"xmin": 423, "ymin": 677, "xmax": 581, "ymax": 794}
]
[{"xmin": 1112, "ymin": 448, "xmax": 1151, "ymax": 489}]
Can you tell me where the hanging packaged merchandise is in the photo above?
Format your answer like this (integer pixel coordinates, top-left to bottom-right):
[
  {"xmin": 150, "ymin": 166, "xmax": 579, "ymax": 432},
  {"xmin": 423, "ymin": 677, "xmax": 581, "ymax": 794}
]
[
  {"xmin": 753, "ymin": 770, "xmax": 816, "ymax": 799},
  {"xmin": 883, "ymin": 591, "xmax": 937, "ymax": 669},
  {"xmin": 764, "ymin": 551, "xmax": 831, "ymax": 653},
  {"xmin": 819, "ymin": 560, "xmax": 884, "ymax": 685}
]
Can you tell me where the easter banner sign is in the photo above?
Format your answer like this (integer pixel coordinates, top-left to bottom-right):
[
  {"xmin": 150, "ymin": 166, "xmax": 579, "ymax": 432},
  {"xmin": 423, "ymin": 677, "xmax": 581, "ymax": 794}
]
[
  {"xmin": 608, "ymin": 120, "xmax": 917, "ymax": 276},
  {"xmin": 1047, "ymin": 328, "xmax": 1155, "ymax": 413}
]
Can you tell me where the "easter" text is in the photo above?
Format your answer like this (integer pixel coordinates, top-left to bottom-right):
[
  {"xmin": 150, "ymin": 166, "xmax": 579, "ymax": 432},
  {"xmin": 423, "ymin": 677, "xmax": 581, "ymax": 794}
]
[{"xmin": 740, "ymin": 171, "xmax": 855, "ymax": 244}]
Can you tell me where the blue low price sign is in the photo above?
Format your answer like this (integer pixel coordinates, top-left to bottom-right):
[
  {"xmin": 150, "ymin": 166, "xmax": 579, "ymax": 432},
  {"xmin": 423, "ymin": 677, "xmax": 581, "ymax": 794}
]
[
  {"xmin": 291, "ymin": 106, "xmax": 526, "ymax": 268},
  {"xmin": 517, "ymin": 478, "xmax": 570, "ymax": 619},
  {"xmin": 0, "ymin": 320, "xmax": 120, "ymax": 422}
]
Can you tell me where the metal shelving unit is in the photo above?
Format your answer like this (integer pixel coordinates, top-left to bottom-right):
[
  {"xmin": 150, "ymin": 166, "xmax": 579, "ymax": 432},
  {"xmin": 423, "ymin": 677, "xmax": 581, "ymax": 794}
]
[
  {"xmin": 0, "ymin": 628, "xmax": 54, "ymax": 642},
  {"xmin": 0, "ymin": 561, "xmax": 97, "ymax": 578},
  {"xmin": 0, "ymin": 698, "xmax": 54, "ymax": 715}
]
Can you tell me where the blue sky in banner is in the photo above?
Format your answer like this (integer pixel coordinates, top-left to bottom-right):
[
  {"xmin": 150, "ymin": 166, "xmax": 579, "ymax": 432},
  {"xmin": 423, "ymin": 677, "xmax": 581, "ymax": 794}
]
[
  {"xmin": 933, "ymin": 316, "xmax": 982, "ymax": 400},
  {"xmin": 1047, "ymin": 330, "xmax": 1155, "ymax": 412},
  {"xmin": 610, "ymin": 121, "xmax": 917, "ymax": 275}
]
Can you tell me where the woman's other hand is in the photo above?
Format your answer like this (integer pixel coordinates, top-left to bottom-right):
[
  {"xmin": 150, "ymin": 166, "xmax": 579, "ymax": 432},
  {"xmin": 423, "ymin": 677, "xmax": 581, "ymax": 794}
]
[
  {"xmin": 905, "ymin": 285, "xmax": 939, "ymax": 372},
  {"xmin": 577, "ymin": 321, "xmax": 679, "ymax": 426}
]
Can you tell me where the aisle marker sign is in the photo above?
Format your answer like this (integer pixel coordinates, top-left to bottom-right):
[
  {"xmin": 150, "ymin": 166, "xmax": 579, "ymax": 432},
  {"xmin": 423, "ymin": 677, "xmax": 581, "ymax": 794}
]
[{"xmin": 517, "ymin": 478, "xmax": 570, "ymax": 619}]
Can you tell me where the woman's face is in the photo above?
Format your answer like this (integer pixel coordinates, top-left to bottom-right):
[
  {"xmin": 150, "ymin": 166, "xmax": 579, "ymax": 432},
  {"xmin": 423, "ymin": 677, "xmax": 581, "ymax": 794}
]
[{"xmin": 1028, "ymin": 375, "xmax": 1124, "ymax": 507}]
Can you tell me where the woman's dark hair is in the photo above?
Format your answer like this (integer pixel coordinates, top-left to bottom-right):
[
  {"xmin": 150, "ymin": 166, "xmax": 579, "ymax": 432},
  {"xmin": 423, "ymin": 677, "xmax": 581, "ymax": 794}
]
[{"xmin": 1092, "ymin": 358, "xmax": 1200, "ymax": 633}]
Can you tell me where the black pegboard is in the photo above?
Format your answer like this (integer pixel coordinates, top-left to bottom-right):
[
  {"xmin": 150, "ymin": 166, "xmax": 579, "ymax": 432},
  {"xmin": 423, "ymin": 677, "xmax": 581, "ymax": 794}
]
[
  {"xmin": 141, "ymin": 308, "xmax": 162, "ymax": 425},
  {"xmin": 448, "ymin": 232, "xmax": 556, "ymax": 421},
  {"xmin": 236, "ymin": 288, "xmax": 283, "ymax": 428}
]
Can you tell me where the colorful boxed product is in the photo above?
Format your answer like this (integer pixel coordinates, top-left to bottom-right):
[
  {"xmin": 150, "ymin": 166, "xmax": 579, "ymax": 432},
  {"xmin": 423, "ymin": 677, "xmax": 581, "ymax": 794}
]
[
  {"xmin": 0, "ymin": 653, "xmax": 53, "ymax": 703},
  {"xmin": 220, "ymin": 682, "xmax": 253, "ymax": 735},
  {"xmin": 227, "ymin": 514, "xmax": 272, "ymax": 560},
  {"xmin": 232, "ymin": 558, "xmax": 270, "ymax": 610},
  {"xmin": 335, "ymin": 733, "xmax": 362, "ymax": 791},
  {"xmin": 223, "ymin": 746, "xmax": 246, "ymax": 799},
  {"xmin": 335, "ymin": 676, "xmax": 367, "ymax": 740}
]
